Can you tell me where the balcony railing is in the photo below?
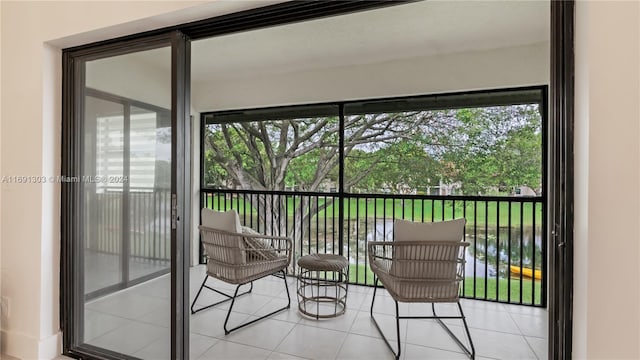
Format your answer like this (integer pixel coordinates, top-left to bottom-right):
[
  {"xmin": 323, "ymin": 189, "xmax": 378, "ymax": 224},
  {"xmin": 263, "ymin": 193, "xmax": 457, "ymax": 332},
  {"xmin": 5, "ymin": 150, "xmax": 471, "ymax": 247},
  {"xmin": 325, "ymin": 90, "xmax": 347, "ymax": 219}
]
[
  {"xmin": 84, "ymin": 187, "xmax": 172, "ymax": 261},
  {"xmin": 201, "ymin": 188, "xmax": 546, "ymax": 307}
]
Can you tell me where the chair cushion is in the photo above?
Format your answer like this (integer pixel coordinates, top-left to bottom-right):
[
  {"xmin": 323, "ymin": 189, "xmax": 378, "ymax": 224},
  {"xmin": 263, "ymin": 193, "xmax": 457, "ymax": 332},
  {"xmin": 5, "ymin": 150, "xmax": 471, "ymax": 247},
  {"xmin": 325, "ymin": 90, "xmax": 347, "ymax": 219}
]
[
  {"xmin": 393, "ymin": 218, "xmax": 465, "ymax": 242},
  {"xmin": 201, "ymin": 208, "xmax": 242, "ymax": 233},
  {"xmin": 390, "ymin": 218, "xmax": 466, "ymax": 279},
  {"xmin": 201, "ymin": 208, "xmax": 245, "ymax": 265},
  {"xmin": 242, "ymin": 226, "xmax": 279, "ymax": 261}
]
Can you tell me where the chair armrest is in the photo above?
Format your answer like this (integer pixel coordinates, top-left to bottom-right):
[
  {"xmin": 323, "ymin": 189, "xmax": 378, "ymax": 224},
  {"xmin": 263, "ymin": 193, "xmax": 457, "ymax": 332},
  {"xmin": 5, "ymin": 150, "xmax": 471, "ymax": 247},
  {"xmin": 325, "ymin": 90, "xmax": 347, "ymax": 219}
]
[
  {"xmin": 198, "ymin": 225, "xmax": 290, "ymax": 241},
  {"xmin": 245, "ymin": 235, "xmax": 292, "ymax": 263},
  {"xmin": 368, "ymin": 241, "xmax": 470, "ymax": 259},
  {"xmin": 199, "ymin": 225, "xmax": 292, "ymax": 263},
  {"xmin": 368, "ymin": 241, "xmax": 470, "ymax": 278}
]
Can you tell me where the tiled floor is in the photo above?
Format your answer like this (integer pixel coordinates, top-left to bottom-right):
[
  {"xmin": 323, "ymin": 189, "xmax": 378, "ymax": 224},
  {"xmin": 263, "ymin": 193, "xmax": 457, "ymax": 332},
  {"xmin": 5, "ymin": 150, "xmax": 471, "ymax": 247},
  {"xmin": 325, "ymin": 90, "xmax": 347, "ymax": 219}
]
[
  {"xmin": 84, "ymin": 265, "xmax": 547, "ymax": 359},
  {"xmin": 84, "ymin": 250, "xmax": 169, "ymax": 294}
]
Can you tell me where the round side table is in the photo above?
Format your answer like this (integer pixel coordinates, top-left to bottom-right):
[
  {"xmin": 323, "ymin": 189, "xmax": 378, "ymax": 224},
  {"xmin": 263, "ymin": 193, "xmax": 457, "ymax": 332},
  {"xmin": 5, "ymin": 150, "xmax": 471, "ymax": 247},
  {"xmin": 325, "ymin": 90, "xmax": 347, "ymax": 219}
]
[{"xmin": 296, "ymin": 254, "xmax": 349, "ymax": 319}]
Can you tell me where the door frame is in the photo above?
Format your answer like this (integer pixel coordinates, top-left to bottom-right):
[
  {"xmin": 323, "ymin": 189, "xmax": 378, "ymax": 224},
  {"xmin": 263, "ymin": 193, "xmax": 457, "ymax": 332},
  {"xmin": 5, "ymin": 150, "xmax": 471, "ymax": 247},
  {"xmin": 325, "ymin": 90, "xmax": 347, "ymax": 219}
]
[
  {"xmin": 548, "ymin": 1, "xmax": 575, "ymax": 359},
  {"xmin": 61, "ymin": 1, "xmax": 574, "ymax": 359},
  {"xmin": 61, "ymin": 31, "xmax": 190, "ymax": 359}
]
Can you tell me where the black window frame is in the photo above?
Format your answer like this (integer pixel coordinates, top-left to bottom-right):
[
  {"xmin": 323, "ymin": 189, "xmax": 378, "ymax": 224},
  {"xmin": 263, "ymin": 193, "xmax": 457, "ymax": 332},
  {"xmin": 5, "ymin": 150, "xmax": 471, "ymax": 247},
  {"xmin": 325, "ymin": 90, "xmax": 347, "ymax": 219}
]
[{"xmin": 199, "ymin": 86, "xmax": 549, "ymax": 304}]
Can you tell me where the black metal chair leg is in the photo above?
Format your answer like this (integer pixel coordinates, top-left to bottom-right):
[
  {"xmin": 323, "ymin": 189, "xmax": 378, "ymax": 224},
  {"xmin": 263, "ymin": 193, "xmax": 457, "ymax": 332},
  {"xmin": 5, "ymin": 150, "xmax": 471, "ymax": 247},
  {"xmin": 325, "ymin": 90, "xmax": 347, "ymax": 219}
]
[
  {"xmin": 370, "ymin": 277, "xmax": 378, "ymax": 316},
  {"xmin": 432, "ymin": 302, "xmax": 475, "ymax": 359},
  {"xmin": 223, "ymin": 284, "xmax": 242, "ymax": 335},
  {"xmin": 190, "ymin": 275, "xmax": 209, "ymax": 313},
  {"xmin": 223, "ymin": 270, "xmax": 291, "ymax": 335},
  {"xmin": 282, "ymin": 270, "xmax": 291, "ymax": 308},
  {"xmin": 191, "ymin": 275, "xmax": 253, "ymax": 314},
  {"xmin": 458, "ymin": 302, "xmax": 476, "ymax": 359},
  {"xmin": 370, "ymin": 277, "xmax": 401, "ymax": 360}
]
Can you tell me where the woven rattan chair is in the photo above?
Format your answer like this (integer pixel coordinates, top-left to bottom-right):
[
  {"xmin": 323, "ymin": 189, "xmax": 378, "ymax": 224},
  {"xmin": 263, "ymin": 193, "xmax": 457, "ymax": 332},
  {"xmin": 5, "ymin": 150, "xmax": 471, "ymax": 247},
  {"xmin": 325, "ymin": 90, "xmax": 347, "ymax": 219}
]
[
  {"xmin": 190, "ymin": 209, "xmax": 292, "ymax": 334},
  {"xmin": 368, "ymin": 218, "xmax": 475, "ymax": 359}
]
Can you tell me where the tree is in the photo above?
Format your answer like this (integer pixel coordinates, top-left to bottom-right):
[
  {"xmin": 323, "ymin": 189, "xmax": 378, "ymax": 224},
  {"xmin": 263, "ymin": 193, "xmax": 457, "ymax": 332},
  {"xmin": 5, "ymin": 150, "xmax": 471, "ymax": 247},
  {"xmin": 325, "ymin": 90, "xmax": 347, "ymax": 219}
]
[
  {"xmin": 203, "ymin": 111, "xmax": 450, "ymax": 243},
  {"xmin": 345, "ymin": 137, "xmax": 441, "ymax": 194},
  {"xmin": 202, "ymin": 103, "xmax": 542, "ymax": 250},
  {"xmin": 441, "ymin": 105, "xmax": 542, "ymax": 195}
]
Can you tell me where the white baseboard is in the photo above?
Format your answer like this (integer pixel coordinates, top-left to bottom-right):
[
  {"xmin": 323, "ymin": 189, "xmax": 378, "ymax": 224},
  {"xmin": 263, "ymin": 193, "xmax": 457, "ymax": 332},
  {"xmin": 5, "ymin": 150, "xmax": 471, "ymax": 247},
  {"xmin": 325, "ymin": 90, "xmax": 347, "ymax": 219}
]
[{"xmin": 1, "ymin": 330, "xmax": 61, "ymax": 360}]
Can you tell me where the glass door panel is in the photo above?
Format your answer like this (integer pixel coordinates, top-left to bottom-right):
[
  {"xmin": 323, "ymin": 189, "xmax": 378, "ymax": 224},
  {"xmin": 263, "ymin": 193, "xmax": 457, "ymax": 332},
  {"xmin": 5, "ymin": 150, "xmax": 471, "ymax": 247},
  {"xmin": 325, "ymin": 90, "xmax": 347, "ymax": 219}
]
[
  {"xmin": 128, "ymin": 106, "xmax": 171, "ymax": 282},
  {"xmin": 81, "ymin": 46, "xmax": 172, "ymax": 357},
  {"xmin": 84, "ymin": 96, "xmax": 125, "ymax": 293}
]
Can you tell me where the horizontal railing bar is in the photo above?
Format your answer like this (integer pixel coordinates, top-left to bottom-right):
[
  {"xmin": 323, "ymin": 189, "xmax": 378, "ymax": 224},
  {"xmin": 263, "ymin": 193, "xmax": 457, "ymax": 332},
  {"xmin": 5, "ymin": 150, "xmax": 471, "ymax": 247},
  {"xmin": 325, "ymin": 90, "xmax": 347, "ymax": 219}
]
[{"xmin": 201, "ymin": 188, "xmax": 543, "ymax": 203}]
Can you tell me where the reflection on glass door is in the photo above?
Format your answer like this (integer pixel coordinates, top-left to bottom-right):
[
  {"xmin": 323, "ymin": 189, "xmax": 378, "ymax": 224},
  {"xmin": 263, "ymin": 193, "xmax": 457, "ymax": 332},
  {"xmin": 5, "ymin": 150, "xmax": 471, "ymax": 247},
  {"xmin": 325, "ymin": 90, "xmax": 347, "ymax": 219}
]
[{"xmin": 81, "ymin": 46, "xmax": 172, "ymax": 357}]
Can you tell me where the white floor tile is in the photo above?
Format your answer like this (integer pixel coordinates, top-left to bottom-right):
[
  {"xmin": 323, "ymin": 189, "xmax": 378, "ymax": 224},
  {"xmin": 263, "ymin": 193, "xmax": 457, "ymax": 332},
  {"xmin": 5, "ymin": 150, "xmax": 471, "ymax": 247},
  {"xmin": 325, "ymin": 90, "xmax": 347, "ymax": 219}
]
[
  {"xmin": 228, "ymin": 293, "xmax": 275, "ymax": 315},
  {"xmin": 363, "ymin": 291, "xmax": 409, "ymax": 316},
  {"xmin": 251, "ymin": 276, "xmax": 291, "ymax": 296},
  {"xmin": 130, "ymin": 274, "xmax": 171, "ymax": 299},
  {"xmin": 444, "ymin": 306, "xmax": 521, "ymax": 334},
  {"xmin": 86, "ymin": 291, "xmax": 169, "ymax": 322},
  {"xmin": 345, "ymin": 291, "xmax": 368, "ymax": 310},
  {"xmin": 133, "ymin": 333, "xmax": 217, "ymax": 359},
  {"xmin": 349, "ymin": 310, "xmax": 408, "ymax": 342},
  {"xmin": 510, "ymin": 312, "xmax": 547, "ymax": 338},
  {"xmin": 138, "ymin": 305, "xmax": 171, "ymax": 328},
  {"xmin": 460, "ymin": 298, "xmax": 506, "ymax": 312},
  {"xmin": 297, "ymin": 304, "xmax": 357, "ymax": 332},
  {"xmin": 275, "ymin": 324, "xmax": 347, "ymax": 359},
  {"xmin": 469, "ymin": 328, "xmax": 537, "ymax": 359},
  {"xmin": 407, "ymin": 302, "xmax": 459, "ymax": 317},
  {"xmin": 402, "ymin": 343, "xmax": 472, "ymax": 360},
  {"xmin": 83, "ymin": 309, "xmax": 130, "ymax": 342},
  {"xmin": 190, "ymin": 308, "xmax": 250, "ymax": 338},
  {"xmin": 266, "ymin": 351, "xmax": 310, "ymax": 360},
  {"xmin": 87, "ymin": 321, "xmax": 168, "ymax": 355},
  {"xmin": 525, "ymin": 336, "xmax": 548, "ymax": 360},
  {"xmin": 336, "ymin": 333, "xmax": 395, "ymax": 360},
  {"xmin": 503, "ymin": 303, "xmax": 547, "ymax": 317},
  {"xmin": 198, "ymin": 340, "xmax": 271, "ymax": 360},
  {"xmin": 258, "ymin": 300, "xmax": 303, "ymax": 324},
  {"xmin": 190, "ymin": 333, "xmax": 220, "ymax": 359},
  {"xmin": 224, "ymin": 318, "xmax": 295, "ymax": 351},
  {"xmin": 405, "ymin": 320, "xmax": 471, "ymax": 354}
]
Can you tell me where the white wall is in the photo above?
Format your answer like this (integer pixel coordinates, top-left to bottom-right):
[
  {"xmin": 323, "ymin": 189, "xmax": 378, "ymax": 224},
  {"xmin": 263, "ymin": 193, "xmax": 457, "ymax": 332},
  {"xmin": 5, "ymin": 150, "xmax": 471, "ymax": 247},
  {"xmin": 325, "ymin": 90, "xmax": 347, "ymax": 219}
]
[
  {"xmin": 574, "ymin": 1, "xmax": 640, "ymax": 358},
  {"xmin": 0, "ymin": 1, "xmax": 283, "ymax": 358},
  {"xmin": 192, "ymin": 42, "xmax": 549, "ymax": 111}
]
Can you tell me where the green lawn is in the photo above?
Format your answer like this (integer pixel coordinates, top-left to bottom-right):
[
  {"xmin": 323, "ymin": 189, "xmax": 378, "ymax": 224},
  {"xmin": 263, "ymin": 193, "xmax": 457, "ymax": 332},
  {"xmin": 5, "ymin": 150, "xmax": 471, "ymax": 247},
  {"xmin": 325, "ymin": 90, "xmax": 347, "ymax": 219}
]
[
  {"xmin": 347, "ymin": 264, "xmax": 542, "ymax": 306},
  {"xmin": 462, "ymin": 276, "xmax": 542, "ymax": 305},
  {"xmin": 205, "ymin": 195, "xmax": 542, "ymax": 227}
]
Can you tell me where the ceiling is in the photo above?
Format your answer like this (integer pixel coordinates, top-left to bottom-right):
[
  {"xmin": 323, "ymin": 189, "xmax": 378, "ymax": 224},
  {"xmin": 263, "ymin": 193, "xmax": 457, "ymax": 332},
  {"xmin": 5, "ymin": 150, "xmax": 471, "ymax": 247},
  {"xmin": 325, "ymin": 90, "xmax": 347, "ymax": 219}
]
[{"xmin": 189, "ymin": 0, "xmax": 549, "ymax": 83}]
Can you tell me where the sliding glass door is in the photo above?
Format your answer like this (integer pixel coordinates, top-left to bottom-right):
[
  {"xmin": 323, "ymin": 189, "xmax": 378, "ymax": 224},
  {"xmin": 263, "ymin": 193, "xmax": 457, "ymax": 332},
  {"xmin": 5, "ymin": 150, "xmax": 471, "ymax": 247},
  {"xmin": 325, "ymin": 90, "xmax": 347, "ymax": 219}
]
[
  {"xmin": 62, "ymin": 32, "xmax": 189, "ymax": 359},
  {"xmin": 83, "ymin": 89, "xmax": 172, "ymax": 299}
]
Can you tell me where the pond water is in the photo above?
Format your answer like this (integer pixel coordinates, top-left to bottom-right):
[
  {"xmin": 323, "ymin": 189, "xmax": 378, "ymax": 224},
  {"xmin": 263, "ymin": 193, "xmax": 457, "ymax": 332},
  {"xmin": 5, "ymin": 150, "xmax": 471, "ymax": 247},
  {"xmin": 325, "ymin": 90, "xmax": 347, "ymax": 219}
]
[{"xmin": 354, "ymin": 219, "xmax": 544, "ymax": 280}]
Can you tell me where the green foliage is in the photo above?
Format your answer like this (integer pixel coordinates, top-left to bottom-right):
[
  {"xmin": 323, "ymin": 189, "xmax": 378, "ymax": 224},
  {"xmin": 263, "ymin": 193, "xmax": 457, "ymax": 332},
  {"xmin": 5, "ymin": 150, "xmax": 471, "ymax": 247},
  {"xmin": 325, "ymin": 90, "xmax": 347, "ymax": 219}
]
[
  {"xmin": 442, "ymin": 106, "xmax": 542, "ymax": 195},
  {"xmin": 203, "ymin": 104, "xmax": 542, "ymax": 196},
  {"xmin": 347, "ymin": 138, "xmax": 441, "ymax": 193},
  {"xmin": 203, "ymin": 149, "xmax": 228, "ymax": 187}
]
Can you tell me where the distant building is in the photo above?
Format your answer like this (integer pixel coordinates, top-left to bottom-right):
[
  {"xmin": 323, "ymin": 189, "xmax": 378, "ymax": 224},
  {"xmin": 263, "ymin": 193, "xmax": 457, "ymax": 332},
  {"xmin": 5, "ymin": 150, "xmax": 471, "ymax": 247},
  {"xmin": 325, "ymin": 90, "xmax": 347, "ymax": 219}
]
[
  {"xmin": 513, "ymin": 185, "xmax": 537, "ymax": 196},
  {"xmin": 428, "ymin": 179, "xmax": 462, "ymax": 196}
]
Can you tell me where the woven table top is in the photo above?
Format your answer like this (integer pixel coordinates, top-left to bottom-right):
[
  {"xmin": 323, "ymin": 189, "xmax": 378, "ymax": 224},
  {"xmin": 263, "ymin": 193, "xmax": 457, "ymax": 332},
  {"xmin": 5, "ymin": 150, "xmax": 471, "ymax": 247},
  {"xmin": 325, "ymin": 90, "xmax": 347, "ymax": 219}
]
[{"xmin": 297, "ymin": 254, "xmax": 348, "ymax": 272}]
